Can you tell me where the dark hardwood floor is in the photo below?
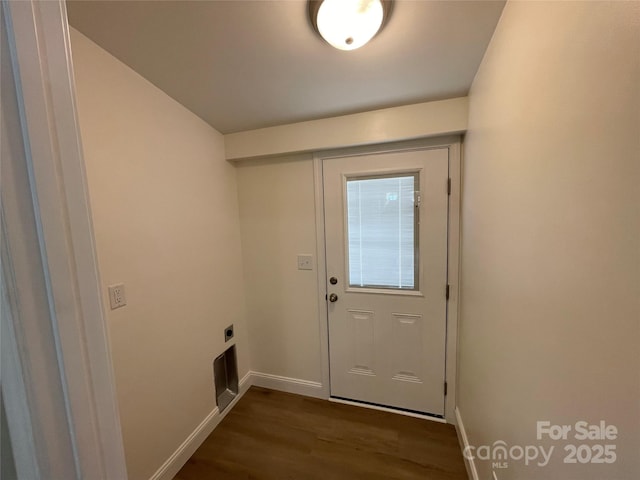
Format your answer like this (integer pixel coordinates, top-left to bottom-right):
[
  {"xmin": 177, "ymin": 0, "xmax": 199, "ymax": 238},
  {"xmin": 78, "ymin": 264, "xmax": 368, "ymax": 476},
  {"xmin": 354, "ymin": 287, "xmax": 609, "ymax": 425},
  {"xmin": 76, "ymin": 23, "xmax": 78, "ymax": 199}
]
[{"xmin": 175, "ymin": 387, "xmax": 467, "ymax": 480}]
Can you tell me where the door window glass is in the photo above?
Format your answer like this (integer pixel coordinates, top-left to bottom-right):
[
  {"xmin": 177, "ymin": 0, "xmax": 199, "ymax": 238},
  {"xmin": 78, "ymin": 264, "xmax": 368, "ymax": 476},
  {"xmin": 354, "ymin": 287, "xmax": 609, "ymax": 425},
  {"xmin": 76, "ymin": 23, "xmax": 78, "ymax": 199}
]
[{"xmin": 346, "ymin": 174, "xmax": 418, "ymax": 290}]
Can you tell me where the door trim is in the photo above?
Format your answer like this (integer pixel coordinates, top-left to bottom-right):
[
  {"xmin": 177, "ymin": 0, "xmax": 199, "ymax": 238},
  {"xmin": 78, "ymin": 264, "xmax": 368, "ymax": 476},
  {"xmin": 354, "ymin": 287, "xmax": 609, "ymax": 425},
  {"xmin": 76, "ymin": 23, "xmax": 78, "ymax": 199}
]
[
  {"xmin": 2, "ymin": 0, "xmax": 127, "ymax": 477},
  {"xmin": 312, "ymin": 136, "xmax": 461, "ymax": 424}
]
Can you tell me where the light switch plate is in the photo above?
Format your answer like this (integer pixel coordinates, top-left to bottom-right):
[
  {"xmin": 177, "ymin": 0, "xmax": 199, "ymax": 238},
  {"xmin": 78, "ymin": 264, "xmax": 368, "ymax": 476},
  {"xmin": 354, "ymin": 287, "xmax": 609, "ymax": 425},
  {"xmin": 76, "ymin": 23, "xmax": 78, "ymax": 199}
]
[
  {"xmin": 297, "ymin": 254, "xmax": 313, "ymax": 270},
  {"xmin": 108, "ymin": 284, "xmax": 127, "ymax": 309}
]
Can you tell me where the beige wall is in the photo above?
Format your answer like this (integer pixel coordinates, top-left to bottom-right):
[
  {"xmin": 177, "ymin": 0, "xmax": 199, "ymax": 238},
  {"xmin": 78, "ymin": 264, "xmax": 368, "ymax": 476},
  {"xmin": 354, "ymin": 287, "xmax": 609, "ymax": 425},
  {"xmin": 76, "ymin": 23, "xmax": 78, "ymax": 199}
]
[
  {"xmin": 236, "ymin": 155, "xmax": 322, "ymax": 383},
  {"xmin": 70, "ymin": 30, "xmax": 249, "ymax": 480},
  {"xmin": 460, "ymin": 1, "xmax": 639, "ymax": 479}
]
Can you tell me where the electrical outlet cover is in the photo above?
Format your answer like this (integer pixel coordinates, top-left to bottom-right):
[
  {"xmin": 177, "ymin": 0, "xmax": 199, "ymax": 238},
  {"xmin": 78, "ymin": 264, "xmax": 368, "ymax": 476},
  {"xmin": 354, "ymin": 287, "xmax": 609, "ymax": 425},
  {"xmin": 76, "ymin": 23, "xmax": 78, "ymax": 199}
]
[
  {"xmin": 224, "ymin": 324, "xmax": 234, "ymax": 342},
  {"xmin": 108, "ymin": 284, "xmax": 127, "ymax": 309}
]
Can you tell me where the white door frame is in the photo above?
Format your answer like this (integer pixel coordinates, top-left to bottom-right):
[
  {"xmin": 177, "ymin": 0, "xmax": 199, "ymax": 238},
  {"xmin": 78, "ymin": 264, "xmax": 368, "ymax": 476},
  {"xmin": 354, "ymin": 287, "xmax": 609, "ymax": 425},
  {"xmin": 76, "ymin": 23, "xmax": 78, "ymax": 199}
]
[
  {"xmin": 312, "ymin": 136, "xmax": 461, "ymax": 424},
  {"xmin": 1, "ymin": 0, "xmax": 127, "ymax": 478}
]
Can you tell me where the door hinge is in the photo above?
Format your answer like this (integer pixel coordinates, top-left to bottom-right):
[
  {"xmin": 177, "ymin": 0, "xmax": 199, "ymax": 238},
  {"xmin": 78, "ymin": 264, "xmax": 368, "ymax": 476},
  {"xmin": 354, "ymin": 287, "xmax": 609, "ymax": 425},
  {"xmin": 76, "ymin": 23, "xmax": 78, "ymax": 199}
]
[
  {"xmin": 444, "ymin": 381, "xmax": 448, "ymax": 396},
  {"xmin": 447, "ymin": 178, "xmax": 451, "ymax": 195},
  {"xmin": 445, "ymin": 284, "xmax": 450, "ymax": 300}
]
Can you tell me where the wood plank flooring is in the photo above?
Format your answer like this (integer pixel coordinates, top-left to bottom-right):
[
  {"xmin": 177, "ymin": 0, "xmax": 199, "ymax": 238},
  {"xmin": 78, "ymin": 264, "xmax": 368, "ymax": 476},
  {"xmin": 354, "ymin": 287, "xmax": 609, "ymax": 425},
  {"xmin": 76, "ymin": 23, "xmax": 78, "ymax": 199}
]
[{"xmin": 175, "ymin": 387, "xmax": 467, "ymax": 480}]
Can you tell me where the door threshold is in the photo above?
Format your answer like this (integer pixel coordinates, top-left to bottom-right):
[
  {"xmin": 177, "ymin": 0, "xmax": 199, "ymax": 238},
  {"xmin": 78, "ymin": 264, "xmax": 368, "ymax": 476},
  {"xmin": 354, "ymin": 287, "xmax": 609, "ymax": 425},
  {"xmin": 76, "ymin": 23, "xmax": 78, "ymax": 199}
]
[{"xmin": 329, "ymin": 396, "xmax": 446, "ymax": 423}]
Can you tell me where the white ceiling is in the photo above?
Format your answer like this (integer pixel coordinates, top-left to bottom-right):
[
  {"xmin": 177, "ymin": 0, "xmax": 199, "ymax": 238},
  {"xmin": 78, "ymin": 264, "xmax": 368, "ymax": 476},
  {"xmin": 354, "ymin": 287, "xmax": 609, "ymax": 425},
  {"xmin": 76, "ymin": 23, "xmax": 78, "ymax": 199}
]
[{"xmin": 66, "ymin": 0, "xmax": 505, "ymax": 134}]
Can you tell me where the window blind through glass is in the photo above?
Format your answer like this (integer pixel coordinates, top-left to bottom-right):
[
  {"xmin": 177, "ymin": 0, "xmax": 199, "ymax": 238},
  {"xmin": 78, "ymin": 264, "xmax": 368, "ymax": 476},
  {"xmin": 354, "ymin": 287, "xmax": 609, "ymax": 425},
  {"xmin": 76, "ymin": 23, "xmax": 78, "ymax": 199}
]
[{"xmin": 346, "ymin": 174, "xmax": 418, "ymax": 290}]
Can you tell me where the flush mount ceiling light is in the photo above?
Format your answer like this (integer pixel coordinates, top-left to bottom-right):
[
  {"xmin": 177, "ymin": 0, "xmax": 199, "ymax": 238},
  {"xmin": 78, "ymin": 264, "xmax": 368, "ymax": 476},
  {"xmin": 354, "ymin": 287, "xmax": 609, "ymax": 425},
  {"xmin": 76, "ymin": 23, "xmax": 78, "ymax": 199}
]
[{"xmin": 309, "ymin": 0, "xmax": 393, "ymax": 51}]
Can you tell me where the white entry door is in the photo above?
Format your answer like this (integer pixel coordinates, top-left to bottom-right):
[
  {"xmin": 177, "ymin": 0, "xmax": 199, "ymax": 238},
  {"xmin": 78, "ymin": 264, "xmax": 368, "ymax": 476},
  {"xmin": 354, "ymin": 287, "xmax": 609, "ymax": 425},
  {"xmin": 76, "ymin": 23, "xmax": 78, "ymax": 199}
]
[{"xmin": 323, "ymin": 148, "xmax": 449, "ymax": 416}]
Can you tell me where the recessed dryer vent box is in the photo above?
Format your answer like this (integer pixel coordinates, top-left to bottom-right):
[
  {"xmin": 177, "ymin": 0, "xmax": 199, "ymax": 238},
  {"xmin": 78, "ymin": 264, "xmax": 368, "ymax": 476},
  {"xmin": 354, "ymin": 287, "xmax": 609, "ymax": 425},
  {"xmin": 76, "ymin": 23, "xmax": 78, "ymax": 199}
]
[{"xmin": 213, "ymin": 345, "xmax": 238, "ymax": 413}]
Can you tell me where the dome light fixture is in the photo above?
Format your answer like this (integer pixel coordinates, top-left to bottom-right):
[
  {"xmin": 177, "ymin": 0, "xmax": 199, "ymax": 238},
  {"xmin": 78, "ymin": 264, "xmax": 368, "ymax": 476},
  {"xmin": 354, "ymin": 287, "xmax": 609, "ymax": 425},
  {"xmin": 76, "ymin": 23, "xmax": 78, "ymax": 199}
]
[{"xmin": 309, "ymin": 0, "xmax": 393, "ymax": 51}]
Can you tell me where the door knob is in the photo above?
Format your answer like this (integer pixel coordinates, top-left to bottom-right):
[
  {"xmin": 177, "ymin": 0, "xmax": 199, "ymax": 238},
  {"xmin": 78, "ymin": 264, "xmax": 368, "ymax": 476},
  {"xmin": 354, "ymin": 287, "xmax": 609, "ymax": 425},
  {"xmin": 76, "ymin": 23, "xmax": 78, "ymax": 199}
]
[
  {"xmin": 329, "ymin": 277, "xmax": 338, "ymax": 285},
  {"xmin": 329, "ymin": 293, "xmax": 338, "ymax": 303}
]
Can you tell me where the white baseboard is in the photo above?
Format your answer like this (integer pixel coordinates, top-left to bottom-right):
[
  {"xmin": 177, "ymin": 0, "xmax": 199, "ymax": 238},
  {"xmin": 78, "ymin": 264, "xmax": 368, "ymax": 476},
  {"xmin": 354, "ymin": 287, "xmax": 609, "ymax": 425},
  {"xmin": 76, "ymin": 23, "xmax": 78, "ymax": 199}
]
[
  {"xmin": 250, "ymin": 371, "xmax": 325, "ymax": 399},
  {"xmin": 149, "ymin": 371, "xmax": 252, "ymax": 480},
  {"xmin": 148, "ymin": 371, "xmax": 323, "ymax": 480},
  {"xmin": 455, "ymin": 406, "xmax": 479, "ymax": 480}
]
